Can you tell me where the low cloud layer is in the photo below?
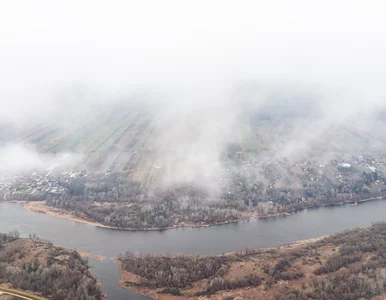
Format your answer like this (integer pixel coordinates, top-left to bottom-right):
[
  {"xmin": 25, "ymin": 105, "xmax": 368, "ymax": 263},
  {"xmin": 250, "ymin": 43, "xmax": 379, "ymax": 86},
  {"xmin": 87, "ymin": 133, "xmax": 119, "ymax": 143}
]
[
  {"xmin": 1, "ymin": 1, "xmax": 386, "ymax": 181},
  {"xmin": 0, "ymin": 143, "xmax": 82, "ymax": 177}
]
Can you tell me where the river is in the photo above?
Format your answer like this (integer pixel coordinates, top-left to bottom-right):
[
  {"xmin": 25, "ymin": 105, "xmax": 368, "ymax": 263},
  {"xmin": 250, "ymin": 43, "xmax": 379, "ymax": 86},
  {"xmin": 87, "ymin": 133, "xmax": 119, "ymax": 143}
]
[{"xmin": 0, "ymin": 199, "xmax": 386, "ymax": 299}]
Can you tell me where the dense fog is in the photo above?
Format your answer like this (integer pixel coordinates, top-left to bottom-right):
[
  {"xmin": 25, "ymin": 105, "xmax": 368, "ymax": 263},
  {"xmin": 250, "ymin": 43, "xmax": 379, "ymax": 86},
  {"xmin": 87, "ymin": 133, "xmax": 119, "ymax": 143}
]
[{"xmin": 1, "ymin": 0, "xmax": 386, "ymax": 181}]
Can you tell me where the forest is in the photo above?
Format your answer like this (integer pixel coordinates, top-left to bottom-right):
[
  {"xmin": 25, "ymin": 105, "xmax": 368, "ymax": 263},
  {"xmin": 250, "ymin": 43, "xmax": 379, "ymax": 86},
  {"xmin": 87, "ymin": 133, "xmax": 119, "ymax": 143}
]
[
  {"xmin": 3, "ymin": 159, "xmax": 384, "ymax": 230},
  {"xmin": 0, "ymin": 233, "xmax": 103, "ymax": 300},
  {"xmin": 44, "ymin": 168, "xmax": 386, "ymax": 229},
  {"xmin": 47, "ymin": 182, "xmax": 243, "ymax": 229}
]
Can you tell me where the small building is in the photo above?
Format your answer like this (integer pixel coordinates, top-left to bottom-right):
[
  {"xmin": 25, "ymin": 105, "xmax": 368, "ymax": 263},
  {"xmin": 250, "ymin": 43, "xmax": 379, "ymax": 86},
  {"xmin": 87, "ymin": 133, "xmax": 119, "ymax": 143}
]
[{"xmin": 339, "ymin": 163, "xmax": 351, "ymax": 168}]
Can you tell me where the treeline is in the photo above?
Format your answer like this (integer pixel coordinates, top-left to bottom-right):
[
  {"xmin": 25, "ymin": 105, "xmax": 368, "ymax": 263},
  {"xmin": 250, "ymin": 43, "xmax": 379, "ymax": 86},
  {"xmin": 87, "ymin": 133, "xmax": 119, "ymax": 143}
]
[
  {"xmin": 47, "ymin": 186, "xmax": 242, "ymax": 229},
  {"xmin": 224, "ymin": 170, "xmax": 386, "ymax": 211},
  {"xmin": 40, "ymin": 169, "xmax": 386, "ymax": 229},
  {"xmin": 119, "ymin": 252, "xmax": 225, "ymax": 288},
  {"xmin": 118, "ymin": 251, "xmax": 263, "ymax": 295},
  {"xmin": 0, "ymin": 234, "xmax": 102, "ymax": 300},
  {"xmin": 199, "ymin": 273, "xmax": 262, "ymax": 295}
]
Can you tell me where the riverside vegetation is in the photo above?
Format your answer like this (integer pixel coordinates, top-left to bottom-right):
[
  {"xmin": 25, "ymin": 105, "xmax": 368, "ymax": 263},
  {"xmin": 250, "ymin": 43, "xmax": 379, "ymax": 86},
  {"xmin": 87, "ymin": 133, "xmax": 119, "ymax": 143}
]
[
  {"xmin": 3, "ymin": 152, "xmax": 386, "ymax": 230},
  {"xmin": 42, "ymin": 168, "xmax": 386, "ymax": 229},
  {"xmin": 117, "ymin": 222, "xmax": 386, "ymax": 300}
]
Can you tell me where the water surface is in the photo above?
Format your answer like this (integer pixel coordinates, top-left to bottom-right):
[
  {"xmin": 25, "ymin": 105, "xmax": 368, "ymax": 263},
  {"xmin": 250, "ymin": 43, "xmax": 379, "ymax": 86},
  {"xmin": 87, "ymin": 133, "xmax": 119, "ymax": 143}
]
[{"xmin": 0, "ymin": 200, "xmax": 385, "ymax": 299}]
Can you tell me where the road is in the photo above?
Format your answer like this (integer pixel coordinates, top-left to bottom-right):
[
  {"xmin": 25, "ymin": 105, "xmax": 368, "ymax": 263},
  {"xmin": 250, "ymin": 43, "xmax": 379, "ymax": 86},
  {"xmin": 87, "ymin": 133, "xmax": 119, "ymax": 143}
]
[{"xmin": 0, "ymin": 290, "xmax": 33, "ymax": 299}]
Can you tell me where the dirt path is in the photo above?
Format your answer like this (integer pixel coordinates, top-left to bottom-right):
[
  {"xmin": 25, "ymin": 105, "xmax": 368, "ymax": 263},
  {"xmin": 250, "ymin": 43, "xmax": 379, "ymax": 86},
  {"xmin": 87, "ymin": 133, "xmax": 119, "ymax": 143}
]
[{"xmin": 0, "ymin": 287, "xmax": 48, "ymax": 300}]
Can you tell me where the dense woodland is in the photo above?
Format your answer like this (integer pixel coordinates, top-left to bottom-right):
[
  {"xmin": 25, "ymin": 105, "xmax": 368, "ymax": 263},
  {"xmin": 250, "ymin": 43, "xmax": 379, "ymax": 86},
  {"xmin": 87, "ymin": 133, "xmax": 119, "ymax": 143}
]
[
  {"xmin": 119, "ymin": 253, "xmax": 225, "ymax": 288},
  {"xmin": 119, "ymin": 249, "xmax": 263, "ymax": 296},
  {"xmin": 47, "ymin": 188, "xmax": 242, "ymax": 229},
  {"xmin": 0, "ymin": 233, "xmax": 102, "ymax": 300},
  {"xmin": 43, "ymin": 168, "xmax": 386, "ymax": 229},
  {"xmin": 118, "ymin": 223, "xmax": 386, "ymax": 299}
]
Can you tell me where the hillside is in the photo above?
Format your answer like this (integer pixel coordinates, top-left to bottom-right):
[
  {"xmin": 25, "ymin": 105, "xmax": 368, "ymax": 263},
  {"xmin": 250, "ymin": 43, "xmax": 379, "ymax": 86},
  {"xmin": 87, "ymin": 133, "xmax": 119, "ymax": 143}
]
[{"xmin": 0, "ymin": 233, "xmax": 103, "ymax": 300}]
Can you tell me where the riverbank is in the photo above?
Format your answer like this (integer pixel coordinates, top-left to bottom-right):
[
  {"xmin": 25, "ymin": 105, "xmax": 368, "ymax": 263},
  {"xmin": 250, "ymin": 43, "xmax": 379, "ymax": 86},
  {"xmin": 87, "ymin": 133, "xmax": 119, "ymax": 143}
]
[
  {"xmin": 114, "ymin": 223, "xmax": 386, "ymax": 299},
  {"xmin": 2, "ymin": 197, "xmax": 386, "ymax": 300},
  {"xmin": 269, "ymin": 195, "xmax": 385, "ymax": 218},
  {"xmin": 20, "ymin": 196, "xmax": 384, "ymax": 232},
  {"xmin": 24, "ymin": 201, "xmax": 121, "ymax": 229},
  {"xmin": 114, "ymin": 234, "xmax": 328, "ymax": 298},
  {"xmin": 114, "ymin": 258, "xmax": 157, "ymax": 298},
  {"xmin": 80, "ymin": 252, "xmax": 107, "ymax": 261},
  {"xmin": 23, "ymin": 201, "xmax": 244, "ymax": 231}
]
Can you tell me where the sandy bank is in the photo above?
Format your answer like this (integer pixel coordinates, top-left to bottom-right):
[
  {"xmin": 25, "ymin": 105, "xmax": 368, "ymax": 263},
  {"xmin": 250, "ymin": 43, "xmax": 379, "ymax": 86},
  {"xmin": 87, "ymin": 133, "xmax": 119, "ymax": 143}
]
[
  {"xmin": 79, "ymin": 252, "xmax": 106, "ymax": 261},
  {"xmin": 24, "ymin": 201, "xmax": 118, "ymax": 229}
]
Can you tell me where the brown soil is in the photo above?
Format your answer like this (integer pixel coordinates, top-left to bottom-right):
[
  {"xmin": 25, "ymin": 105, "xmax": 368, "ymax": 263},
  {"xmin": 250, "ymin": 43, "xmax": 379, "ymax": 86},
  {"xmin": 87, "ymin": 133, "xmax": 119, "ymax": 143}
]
[{"xmin": 114, "ymin": 235, "xmax": 331, "ymax": 300}]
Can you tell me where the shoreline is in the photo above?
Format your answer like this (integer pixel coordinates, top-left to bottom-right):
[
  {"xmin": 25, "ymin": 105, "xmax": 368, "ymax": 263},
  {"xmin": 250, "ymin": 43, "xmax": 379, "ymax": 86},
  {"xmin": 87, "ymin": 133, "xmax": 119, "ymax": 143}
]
[
  {"xmin": 114, "ymin": 223, "xmax": 384, "ymax": 299},
  {"xmin": 114, "ymin": 256, "xmax": 176, "ymax": 299},
  {"xmin": 11, "ymin": 195, "xmax": 385, "ymax": 232},
  {"xmin": 22, "ymin": 201, "xmax": 242, "ymax": 231},
  {"xmin": 113, "ymin": 258, "xmax": 156, "ymax": 298},
  {"xmin": 79, "ymin": 252, "xmax": 107, "ymax": 261},
  {"xmin": 5, "ymin": 198, "xmax": 383, "ymax": 299},
  {"xmin": 113, "ymin": 233, "xmax": 330, "ymax": 298}
]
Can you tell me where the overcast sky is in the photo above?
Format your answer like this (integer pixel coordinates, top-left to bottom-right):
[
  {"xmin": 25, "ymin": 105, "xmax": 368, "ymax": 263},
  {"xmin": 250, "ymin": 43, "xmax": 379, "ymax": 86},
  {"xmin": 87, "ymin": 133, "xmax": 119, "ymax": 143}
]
[
  {"xmin": 1, "ymin": 0, "xmax": 386, "ymax": 177},
  {"xmin": 1, "ymin": 0, "xmax": 386, "ymax": 118}
]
